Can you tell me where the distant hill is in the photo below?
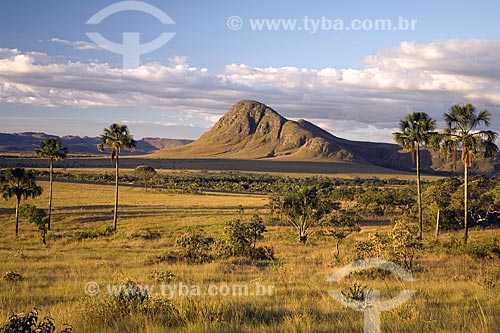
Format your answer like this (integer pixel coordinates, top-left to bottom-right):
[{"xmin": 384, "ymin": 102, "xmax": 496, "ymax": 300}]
[
  {"xmin": 0, "ymin": 132, "xmax": 192, "ymax": 155},
  {"xmin": 152, "ymin": 100, "xmax": 500, "ymax": 174}
]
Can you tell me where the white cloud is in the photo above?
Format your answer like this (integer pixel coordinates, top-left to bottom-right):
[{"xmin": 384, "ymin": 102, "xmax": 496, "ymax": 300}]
[
  {"xmin": 50, "ymin": 37, "xmax": 104, "ymax": 51},
  {"xmin": 1, "ymin": 39, "xmax": 500, "ymax": 142}
]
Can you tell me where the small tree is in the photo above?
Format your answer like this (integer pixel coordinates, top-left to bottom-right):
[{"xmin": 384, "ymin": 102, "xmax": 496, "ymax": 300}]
[
  {"xmin": 280, "ymin": 186, "xmax": 331, "ymax": 244},
  {"xmin": 324, "ymin": 209, "xmax": 361, "ymax": 261},
  {"xmin": 19, "ymin": 204, "xmax": 48, "ymax": 245},
  {"xmin": 35, "ymin": 137, "xmax": 68, "ymax": 230},
  {"xmin": 389, "ymin": 220, "xmax": 421, "ymax": 270},
  {"xmin": 134, "ymin": 165, "xmax": 157, "ymax": 191},
  {"xmin": 247, "ymin": 214, "xmax": 266, "ymax": 249},
  {"xmin": 0, "ymin": 168, "xmax": 43, "ymax": 236}
]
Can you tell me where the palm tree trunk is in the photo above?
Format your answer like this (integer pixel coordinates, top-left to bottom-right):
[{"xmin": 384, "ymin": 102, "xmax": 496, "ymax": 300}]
[
  {"xmin": 435, "ymin": 209, "xmax": 440, "ymax": 239},
  {"xmin": 113, "ymin": 154, "xmax": 119, "ymax": 232},
  {"xmin": 15, "ymin": 197, "xmax": 20, "ymax": 237},
  {"xmin": 48, "ymin": 159, "xmax": 53, "ymax": 230},
  {"xmin": 416, "ymin": 145, "xmax": 423, "ymax": 240},
  {"xmin": 464, "ymin": 164, "xmax": 469, "ymax": 244}
]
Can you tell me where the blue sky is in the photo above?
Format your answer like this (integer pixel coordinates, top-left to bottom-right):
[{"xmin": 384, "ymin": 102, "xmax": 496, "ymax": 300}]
[{"xmin": 1, "ymin": 0, "xmax": 500, "ymax": 141}]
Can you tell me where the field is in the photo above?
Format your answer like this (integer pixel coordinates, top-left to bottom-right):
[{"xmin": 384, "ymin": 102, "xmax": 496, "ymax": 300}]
[{"xmin": 1, "ymin": 178, "xmax": 500, "ymax": 332}]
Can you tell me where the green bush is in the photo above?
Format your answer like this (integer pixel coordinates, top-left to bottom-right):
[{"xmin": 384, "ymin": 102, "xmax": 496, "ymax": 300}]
[
  {"xmin": 19, "ymin": 204, "xmax": 48, "ymax": 244},
  {"xmin": 216, "ymin": 211, "xmax": 272, "ymax": 260},
  {"xmin": 75, "ymin": 226, "xmax": 115, "ymax": 240},
  {"xmin": 175, "ymin": 229, "xmax": 214, "ymax": 264},
  {"xmin": 0, "ymin": 308, "xmax": 72, "ymax": 333}
]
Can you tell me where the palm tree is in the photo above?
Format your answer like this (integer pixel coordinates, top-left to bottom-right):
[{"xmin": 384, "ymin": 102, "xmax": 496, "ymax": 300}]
[
  {"xmin": 441, "ymin": 104, "xmax": 498, "ymax": 243},
  {"xmin": 35, "ymin": 137, "xmax": 68, "ymax": 230},
  {"xmin": 0, "ymin": 168, "xmax": 43, "ymax": 236},
  {"xmin": 393, "ymin": 112, "xmax": 436, "ymax": 240},
  {"xmin": 97, "ymin": 124, "xmax": 136, "ymax": 232}
]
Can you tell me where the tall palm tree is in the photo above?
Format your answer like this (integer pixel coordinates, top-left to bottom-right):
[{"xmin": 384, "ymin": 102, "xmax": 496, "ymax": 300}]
[
  {"xmin": 35, "ymin": 137, "xmax": 68, "ymax": 230},
  {"xmin": 441, "ymin": 104, "xmax": 498, "ymax": 243},
  {"xmin": 0, "ymin": 168, "xmax": 43, "ymax": 236},
  {"xmin": 393, "ymin": 112, "xmax": 436, "ymax": 240},
  {"xmin": 97, "ymin": 124, "xmax": 136, "ymax": 232}
]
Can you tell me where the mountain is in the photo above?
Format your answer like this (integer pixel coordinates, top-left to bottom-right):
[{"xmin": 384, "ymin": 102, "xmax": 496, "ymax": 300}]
[
  {"xmin": 0, "ymin": 132, "xmax": 192, "ymax": 155},
  {"xmin": 153, "ymin": 100, "xmax": 408, "ymax": 164},
  {"xmin": 153, "ymin": 100, "xmax": 500, "ymax": 174},
  {"xmin": 140, "ymin": 137, "xmax": 193, "ymax": 150},
  {"xmin": 154, "ymin": 100, "xmax": 356, "ymax": 160}
]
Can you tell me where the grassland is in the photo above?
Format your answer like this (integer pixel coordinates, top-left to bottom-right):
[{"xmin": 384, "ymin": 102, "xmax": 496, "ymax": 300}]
[{"xmin": 0, "ymin": 180, "xmax": 500, "ymax": 332}]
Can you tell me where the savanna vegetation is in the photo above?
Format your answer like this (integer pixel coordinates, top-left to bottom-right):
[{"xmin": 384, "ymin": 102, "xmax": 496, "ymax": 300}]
[{"xmin": 0, "ymin": 111, "xmax": 499, "ymax": 333}]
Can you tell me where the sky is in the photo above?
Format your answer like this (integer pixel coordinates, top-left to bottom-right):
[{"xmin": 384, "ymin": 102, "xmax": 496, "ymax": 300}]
[{"xmin": 1, "ymin": 0, "xmax": 500, "ymax": 142}]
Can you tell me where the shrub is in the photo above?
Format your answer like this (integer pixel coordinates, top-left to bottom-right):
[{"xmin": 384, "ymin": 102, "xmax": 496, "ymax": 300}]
[
  {"xmin": 341, "ymin": 282, "xmax": 367, "ymax": 301},
  {"xmin": 216, "ymin": 210, "xmax": 272, "ymax": 260},
  {"xmin": 0, "ymin": 308, "xmax": 72, "ymax": 333},
  {"xmin": 3, "ymin": 271, "xmax": 24, "ymax": 282},
  {"xmin": 249, "ymin": 246, "xmax": 275, "ymax": 261},
  {"xmin": 354, "ymin": 233, "xmax": 390, "ymax": 260},
  {"xmin": 75, "ymin": 226, "xmax": 114, "ymax": 240},
  {"xmin": 150, "ymin": 270, "xmax": 174, "ymax": 283},
  {"xmin": 388, "ymin": 220, "xmax": 421, "ymax": 270},
  {"xmin": 79, "ymin": 279, "xmax": 178, "ymax": 329},
  {"xmin": 220, "ymin": 219, "xmax": 251, "ymax": 257},
  {"xmin": 354, "ymin": 221, "xmax": 421, "ymax": 270},
  {"xmin": 19, "ymin": 204, "xmax": 48, "ymax": 244},
  {"xmin": 175, "ymin": 229, "xmax": 214, "ymax": 264}
]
